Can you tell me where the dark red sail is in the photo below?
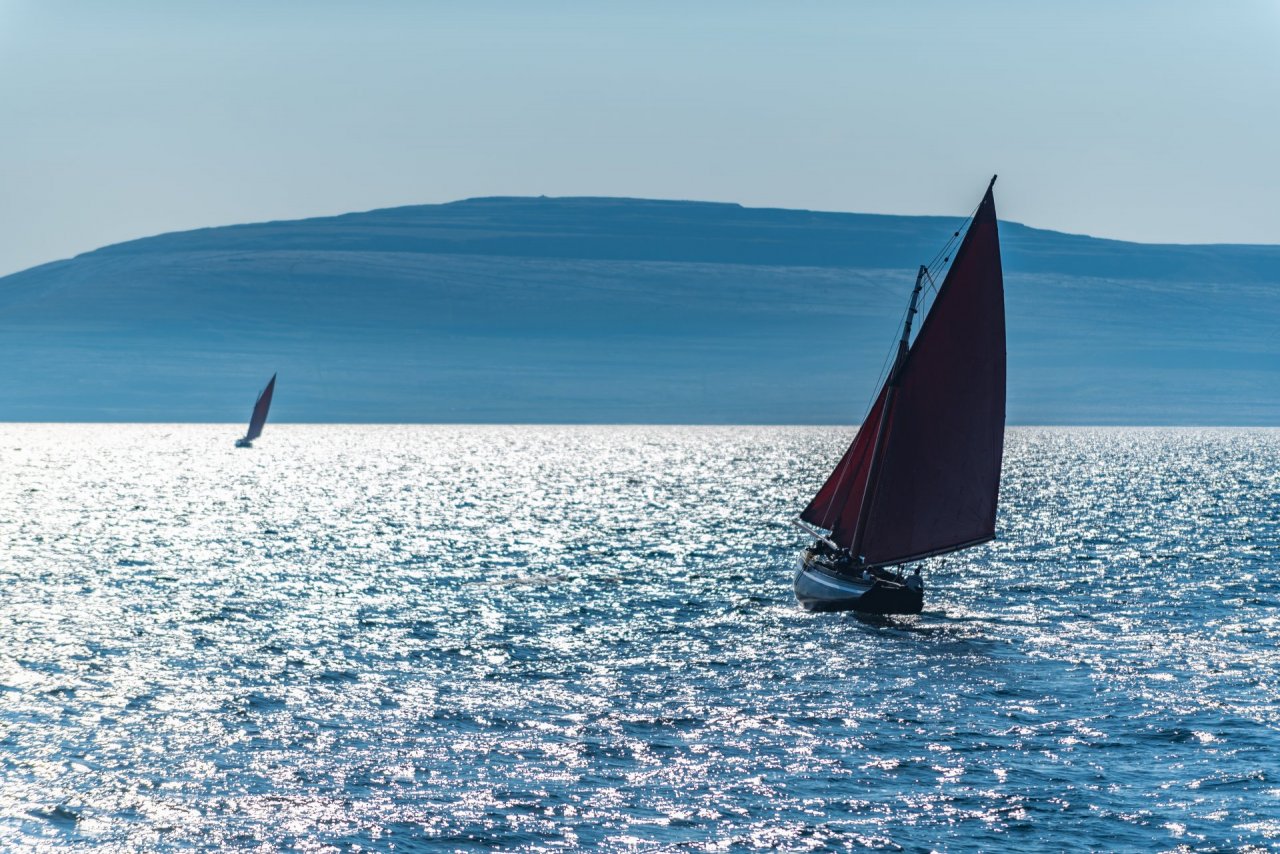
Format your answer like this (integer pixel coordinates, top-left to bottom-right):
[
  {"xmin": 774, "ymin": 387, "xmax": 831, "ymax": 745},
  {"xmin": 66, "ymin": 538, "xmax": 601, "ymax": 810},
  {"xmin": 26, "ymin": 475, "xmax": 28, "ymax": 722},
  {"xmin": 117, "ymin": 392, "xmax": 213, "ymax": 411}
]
[
  {"xmin": 800, "ymin": 384, "xmax": 887, "ymax": 533},
  {"xmin": 800, "ymin": 179, "xmax": 1005, "ymax": 567},
  {"xmin": 244, "ymin": 373, "xmax": 276, "ymax": 443},
  {"xmin": 857, "ymin": 183, "xmax": 1005, "ymax": 565}
]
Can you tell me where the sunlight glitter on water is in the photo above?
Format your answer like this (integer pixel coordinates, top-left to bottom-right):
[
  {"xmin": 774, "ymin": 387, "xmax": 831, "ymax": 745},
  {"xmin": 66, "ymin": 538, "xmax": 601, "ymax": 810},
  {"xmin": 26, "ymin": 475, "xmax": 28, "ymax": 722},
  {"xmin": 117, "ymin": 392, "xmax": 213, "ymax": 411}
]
[{"xmin": 0, "ymin": 425, "xmax": 1277, "ymax": 850}]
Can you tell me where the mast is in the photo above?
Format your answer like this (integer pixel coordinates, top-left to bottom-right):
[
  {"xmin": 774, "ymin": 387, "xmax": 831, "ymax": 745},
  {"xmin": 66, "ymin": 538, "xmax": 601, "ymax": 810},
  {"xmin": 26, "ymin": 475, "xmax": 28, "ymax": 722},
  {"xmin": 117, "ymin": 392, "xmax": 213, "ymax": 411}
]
[{"xmin": 850, "ymin": 265, "xmax": 926, "ymax": 559}]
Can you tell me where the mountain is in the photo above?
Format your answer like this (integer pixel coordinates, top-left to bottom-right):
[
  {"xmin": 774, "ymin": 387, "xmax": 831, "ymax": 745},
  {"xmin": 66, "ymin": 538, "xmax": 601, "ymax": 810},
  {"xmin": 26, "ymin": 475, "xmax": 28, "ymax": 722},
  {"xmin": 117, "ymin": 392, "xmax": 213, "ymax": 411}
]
[{"xmin": 1, "ymin": 196, "xmax": 1277, "ymax": 424}]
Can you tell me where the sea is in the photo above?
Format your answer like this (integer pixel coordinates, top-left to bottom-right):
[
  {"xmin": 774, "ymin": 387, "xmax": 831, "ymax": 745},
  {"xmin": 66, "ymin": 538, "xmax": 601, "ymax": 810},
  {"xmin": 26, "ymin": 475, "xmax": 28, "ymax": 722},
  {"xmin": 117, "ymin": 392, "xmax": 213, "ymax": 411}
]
[{"xmin": 1, "ymin": 425, "xmax": 1277, "ymax": 852}]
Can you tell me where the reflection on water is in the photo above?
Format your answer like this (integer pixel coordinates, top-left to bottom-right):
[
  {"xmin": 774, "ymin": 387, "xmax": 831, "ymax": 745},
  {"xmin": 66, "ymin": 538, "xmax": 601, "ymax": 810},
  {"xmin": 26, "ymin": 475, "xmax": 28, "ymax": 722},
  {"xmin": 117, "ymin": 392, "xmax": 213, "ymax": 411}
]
[{"xmin": 0, "ymin": 426, "xmax": 1277, "ymax": 850}]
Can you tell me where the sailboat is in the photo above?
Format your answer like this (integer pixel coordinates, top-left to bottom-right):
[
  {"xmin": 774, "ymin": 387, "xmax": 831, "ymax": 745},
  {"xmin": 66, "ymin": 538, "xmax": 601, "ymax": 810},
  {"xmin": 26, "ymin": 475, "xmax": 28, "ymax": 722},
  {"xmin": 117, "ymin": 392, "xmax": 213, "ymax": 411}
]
[
  {"xmin": 235, "ymin": 373, "xmax": 276, "ymax": 448},
  {"xmin": 793, "ymin": 177, "xmax": 1005, "ymax": 614}
]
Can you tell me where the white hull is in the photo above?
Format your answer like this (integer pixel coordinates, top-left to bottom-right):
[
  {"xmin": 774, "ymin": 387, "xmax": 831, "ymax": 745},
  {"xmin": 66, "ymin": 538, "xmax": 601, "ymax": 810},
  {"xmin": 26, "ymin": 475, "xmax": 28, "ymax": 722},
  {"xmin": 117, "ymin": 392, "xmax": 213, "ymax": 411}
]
[{"xmin": 793, "ymin": 552, "xmax": 923, "ymax": 614}]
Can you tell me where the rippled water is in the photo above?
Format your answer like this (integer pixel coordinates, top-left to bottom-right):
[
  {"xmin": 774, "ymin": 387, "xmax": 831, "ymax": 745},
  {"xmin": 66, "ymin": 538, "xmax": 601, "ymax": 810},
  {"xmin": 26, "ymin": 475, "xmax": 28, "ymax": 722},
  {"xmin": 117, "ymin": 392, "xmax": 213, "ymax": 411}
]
[{"xmin": 1, "ymin": 425, "xmax": 1278, "ymax": 851}]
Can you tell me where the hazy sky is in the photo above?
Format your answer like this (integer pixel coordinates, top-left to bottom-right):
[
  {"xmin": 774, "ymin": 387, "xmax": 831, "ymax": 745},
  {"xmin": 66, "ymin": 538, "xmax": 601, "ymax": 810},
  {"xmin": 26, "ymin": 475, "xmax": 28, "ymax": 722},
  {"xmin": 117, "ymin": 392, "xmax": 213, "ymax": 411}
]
[{"xmin": 2, "ymin": 0, "xmax": 1277, "ymax": 276}]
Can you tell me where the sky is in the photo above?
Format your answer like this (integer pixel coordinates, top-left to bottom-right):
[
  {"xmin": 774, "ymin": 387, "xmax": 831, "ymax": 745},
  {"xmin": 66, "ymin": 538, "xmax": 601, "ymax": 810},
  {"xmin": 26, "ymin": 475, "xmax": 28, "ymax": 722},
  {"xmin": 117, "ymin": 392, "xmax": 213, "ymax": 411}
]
[{"xmin": 1, "ymin": 0, "xmax": 1278, "ymax": 277}]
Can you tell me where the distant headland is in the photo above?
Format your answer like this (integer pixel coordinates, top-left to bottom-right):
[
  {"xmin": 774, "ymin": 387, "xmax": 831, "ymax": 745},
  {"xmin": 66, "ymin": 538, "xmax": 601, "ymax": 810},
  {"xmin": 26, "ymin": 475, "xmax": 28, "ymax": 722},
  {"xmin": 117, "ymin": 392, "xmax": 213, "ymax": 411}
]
[{"xmin": 1, "ymin": 196, "xmax": 1277, "ymax": 424}]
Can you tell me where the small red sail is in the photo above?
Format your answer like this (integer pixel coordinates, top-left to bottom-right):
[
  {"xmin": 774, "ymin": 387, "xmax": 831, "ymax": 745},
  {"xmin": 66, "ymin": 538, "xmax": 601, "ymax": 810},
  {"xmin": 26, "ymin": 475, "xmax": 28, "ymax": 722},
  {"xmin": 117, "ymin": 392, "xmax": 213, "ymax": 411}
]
[
  {"xmin": 244, "ymin": 373, "xmax": 276, "ymax": 442},
  {"xmin": 801, "ymin": 180, "xmax": 1005, "ymax": 567},
  {"xmin": 858, "ymin": 184, "xmax": 1005, "ymax": 565},
  {"xmin": 800, "ymin": 383, "xmax": 887, "ymax": 533}
]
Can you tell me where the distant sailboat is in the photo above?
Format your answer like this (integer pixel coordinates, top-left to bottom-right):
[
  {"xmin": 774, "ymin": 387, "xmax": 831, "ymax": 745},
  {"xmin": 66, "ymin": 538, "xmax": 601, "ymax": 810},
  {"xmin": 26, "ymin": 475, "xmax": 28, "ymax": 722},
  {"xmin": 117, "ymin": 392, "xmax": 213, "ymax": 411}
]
[
  {"xmin": 235, "ymin": 374, "xmax": 276, "ymax": 448},
  {"xmin": 793, "ymin": 177, "xmax": 1006, "ymax": 614}
]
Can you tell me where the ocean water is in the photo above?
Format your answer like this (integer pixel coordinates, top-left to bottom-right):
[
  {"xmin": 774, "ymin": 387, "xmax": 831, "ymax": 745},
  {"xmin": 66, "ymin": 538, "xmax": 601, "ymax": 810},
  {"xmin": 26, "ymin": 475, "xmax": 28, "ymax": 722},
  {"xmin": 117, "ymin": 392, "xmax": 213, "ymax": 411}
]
[{"xmin": 1, "ymin": 425, "xmax": 1277, "ymax": 852}]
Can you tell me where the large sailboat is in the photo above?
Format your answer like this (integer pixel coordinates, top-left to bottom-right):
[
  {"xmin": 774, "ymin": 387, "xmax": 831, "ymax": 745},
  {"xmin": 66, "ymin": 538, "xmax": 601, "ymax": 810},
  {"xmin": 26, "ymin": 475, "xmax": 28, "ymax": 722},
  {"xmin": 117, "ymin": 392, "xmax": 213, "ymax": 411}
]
[
  {"xmin": 235, "ymin": 373, "xmax": 276, "ymax": 448},
  {"xmin": 793, "ymin": 177, "xmax": 1006, "ymax": 614}
]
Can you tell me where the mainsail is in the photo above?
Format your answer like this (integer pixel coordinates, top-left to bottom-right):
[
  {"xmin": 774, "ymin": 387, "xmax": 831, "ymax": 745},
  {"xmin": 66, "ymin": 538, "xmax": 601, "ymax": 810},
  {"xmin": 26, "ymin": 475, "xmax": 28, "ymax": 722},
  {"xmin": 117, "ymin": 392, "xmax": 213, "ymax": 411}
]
[
  {"xmin": 244, "ymin": 374, "xmax": 276, "ymax": 443},
  {"xmin": 804, "ymin": 179, "xmax": 1005, "ymax": 567}
]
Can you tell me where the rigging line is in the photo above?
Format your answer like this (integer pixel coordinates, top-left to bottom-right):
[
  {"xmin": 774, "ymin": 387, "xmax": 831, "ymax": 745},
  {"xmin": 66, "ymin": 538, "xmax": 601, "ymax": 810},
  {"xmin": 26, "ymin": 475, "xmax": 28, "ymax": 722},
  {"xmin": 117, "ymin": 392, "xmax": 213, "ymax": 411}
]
[
  {"xmin": 816, "ymin": 275, "xmax": 909, "ymax": 533},
  {"xmin": 923, "ymin": 193, "xmax": 984, "ymax": 277},
  {"xmin": 912, "ymin": 283, "xmax": 939, "ymax": 347},
  {"xmin": 922, "ymin": 267, "xmax": 938, "ymax": 291},
  {"xmin": 924, "ymin": 236, "xmax": 959, "ymax": 274},
  {"xmin": 913, "ymin": 193, "xmax": 985, "ymax": 341},
  {"xmin": 811, "ymin": 270, "xmax": 890, "ymax": 530},
  {"xmin": 850, "ymin": 188, "xmax": 981, "ymax": 420},
  {"xmin": 920, "ymin": 268, "xmax": 939, "ymax": 303},
  {"xmin": 838, "ymin": 267, "xmax": 910, "ymax": 425},
  {"xmin": 916, "ymin": 261, "xmax": 951, "ymax": 330},
  {"xmin": 817, "ymin": 293, "xmax": 903, "ymax": 532},
  {"xmin": 924, "ymin": 230, "xmax": 960, "ymax": 273},
  {"xmin": 861, "ymin": 290, "xmax": 911, "ymax": 416}
]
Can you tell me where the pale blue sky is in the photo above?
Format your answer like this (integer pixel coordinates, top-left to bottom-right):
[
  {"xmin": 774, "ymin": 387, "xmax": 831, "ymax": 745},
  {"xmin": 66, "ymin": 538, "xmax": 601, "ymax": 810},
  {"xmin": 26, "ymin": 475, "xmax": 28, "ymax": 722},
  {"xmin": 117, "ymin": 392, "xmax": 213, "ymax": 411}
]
[{"xmin": 2, "ymin": 0, "xmax": 1277, "ymax": 276}]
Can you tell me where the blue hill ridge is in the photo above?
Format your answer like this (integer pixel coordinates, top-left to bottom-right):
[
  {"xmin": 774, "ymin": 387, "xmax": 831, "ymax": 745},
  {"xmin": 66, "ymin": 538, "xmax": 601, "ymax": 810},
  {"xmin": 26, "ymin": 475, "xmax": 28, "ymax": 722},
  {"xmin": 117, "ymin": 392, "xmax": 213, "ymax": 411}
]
[{"xmin": 1, "ymin": 196, "xmax": 1277, "ymax": 424}]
